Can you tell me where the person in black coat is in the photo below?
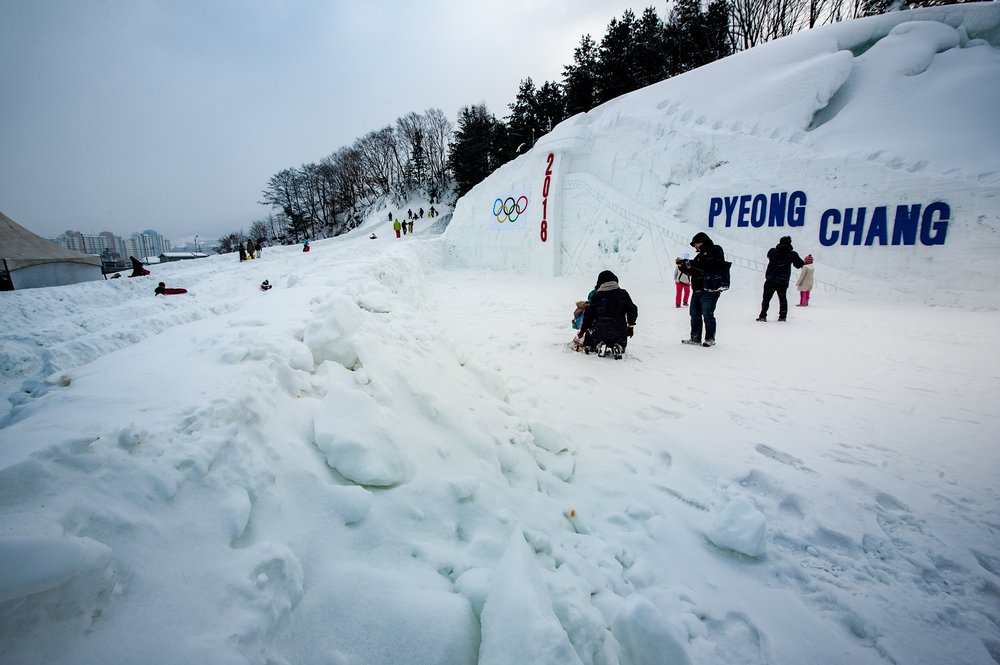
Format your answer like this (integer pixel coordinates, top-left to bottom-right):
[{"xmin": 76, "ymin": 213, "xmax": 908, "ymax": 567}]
[
  {"xmin": 580, "ymin": 270, "xmax": 638, "ymax": 359},
  {"xmin": 676, "ymin": 232, "xmax": 728, "ymax": 346},
  {"xmin": 757, "ymin": 236, "xmax": 804, "ymax": 322},
  {"xmin": 129, "ymin": 256, "xmax": 149, "ymax": 277}
]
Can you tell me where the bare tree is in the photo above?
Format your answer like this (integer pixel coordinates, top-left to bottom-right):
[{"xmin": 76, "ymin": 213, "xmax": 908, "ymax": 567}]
[
  {"xmin": 261, "ymin": 107, "xmax": 456, "ymax": 238},
  {"xmin": 248, "ymin": 220, "xmax": 269, "ymax": 244},
  {"xmin": 354, "ymin": 127, "xmax": 397, "ymax": 197},
  {"xmin": 728, "ymin": 0, "xmax": 770, "ymax": 50},
  {"xmin": 424, "ymin": 108, "xmax": 453, "ymax": 200}
]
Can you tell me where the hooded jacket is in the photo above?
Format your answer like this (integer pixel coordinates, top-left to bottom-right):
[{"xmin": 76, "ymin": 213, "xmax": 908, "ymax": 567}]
[
  {"xmin": 680, "ymin": 232, "xmax": 727, "ymax": 292},
  {"xmin": 765, "ymin": 237, "xmax": 805, "ymax": 284},
  {"xmin": 580, "ymin": 270, "xmax": 638, "ymax": 346}
]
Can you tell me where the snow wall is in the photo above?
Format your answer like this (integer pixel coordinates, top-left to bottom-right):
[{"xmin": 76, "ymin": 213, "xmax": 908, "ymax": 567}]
[{"xmin": 443, "ymin": 4, "xmax": 1000, "ymax": 307}]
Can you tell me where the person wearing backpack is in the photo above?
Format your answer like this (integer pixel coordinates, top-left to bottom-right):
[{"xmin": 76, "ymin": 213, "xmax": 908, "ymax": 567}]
[
  {"xmin": 756, "ymin": 236, "xmax": 805, "ymax": 322},
  {"xmin": 676, "ymin": 232, "xmax": 729, "ymax": 347}
]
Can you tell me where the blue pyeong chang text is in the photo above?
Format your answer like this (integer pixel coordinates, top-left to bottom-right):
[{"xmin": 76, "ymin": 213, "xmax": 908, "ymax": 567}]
[{"xmin": 707, "ymin": 191, "xmax": 949, "ymax": 246}]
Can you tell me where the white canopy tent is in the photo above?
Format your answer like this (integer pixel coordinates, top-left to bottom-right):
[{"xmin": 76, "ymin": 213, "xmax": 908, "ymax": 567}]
[{"xmin": 0, "ymin": 210, "xmax": 102, "ymax": 290}]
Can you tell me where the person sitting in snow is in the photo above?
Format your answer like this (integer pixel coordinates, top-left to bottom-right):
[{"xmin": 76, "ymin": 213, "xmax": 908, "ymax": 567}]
[
  {"xmin": 370, "ymin": 232, "xmax": 378, "ymax": 239},
  {"xmin": 572, "ymin": 299, "xmax": 589, "ymax": 331},
  {"xmin": 570, "ymin": 298, "xmax": 590, "ymax": 351},
  {"xmin": 576, "ymin": 270, "xmax": 637, "ymax": 359},
  {"xmin": 129, "ymin": 256, "xmax": 150, "ymax": 277},
  {"xmin": 154, "ymin": 281, "xmax": 187, "ymax": 295}
]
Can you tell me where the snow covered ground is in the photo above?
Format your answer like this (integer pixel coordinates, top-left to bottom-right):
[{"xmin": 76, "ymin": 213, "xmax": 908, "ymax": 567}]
[{"xmin": 2, "ymin": 5, "xmax": 1000, "ymax": 665}]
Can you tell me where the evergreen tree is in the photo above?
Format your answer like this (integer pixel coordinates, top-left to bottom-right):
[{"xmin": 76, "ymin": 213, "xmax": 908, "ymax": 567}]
[
  {"xmin": 704, "ymin": 0, "xmax": 732, "ymax": 63},
  {"xmin": 504, "ymin": 78, "xmax": 540, "ymax": 158},
  {"xmin": 632, "ymin": 7, "xmax": 671, "ymax": 87},
  {"xmin": 535, "ymin": 81, "xmax": 567, "ymax": 134},
  {"xmin": 411, "ymin": 131, "xmax": 427, "ymax": 191},
  {"xmin": 502, "ymin": 78, "xmax": 567, "ymax": 161},
  {"xmin": 667, "ymin": 0, "xmax": 731, "ymax": 75},
  {"xmin": 449, "ymin": 104, "xmax": 503, "ymax": 199},
  {"xmin": 563, "ymin": 34, "xmax": 600, "ymax": 116},
  {"xmin": 595, "ymin": 10, "xmax": 640, "ymax": 104}
]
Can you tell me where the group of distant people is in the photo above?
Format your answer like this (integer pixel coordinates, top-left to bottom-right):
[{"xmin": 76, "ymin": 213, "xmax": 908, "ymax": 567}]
[
  {"xmin": 126, "ymin": 256, "xmax": 187, "ymax": 296},
  {"xmin": 400, "ymin": 206, "xmax": 438, "ymax": 220},
  {"xmin": 574, "ymin": 232, "xmax": 816, "ymax": 356},
  {"xmin": 128, "ymin": 233, "xmax": 277, "ymax": 296},
  {"xmin": 392, "ymin": 217, "xmax": 415, "ymax": 238},
  {"xmin": 384, "ymin": 205, "xmax": 441, "ymax": 239},
  {"xmin": 238, "ymin": 239, "xmax": 265, "ymax": 261},
  {"xmin": 754, "ymin": 236, "xmax": 813, "ymax": 321}
]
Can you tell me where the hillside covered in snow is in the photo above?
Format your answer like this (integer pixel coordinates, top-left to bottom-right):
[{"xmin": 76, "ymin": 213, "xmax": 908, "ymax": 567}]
[{"xmin": 445, "ymin": 3, "xmax": 1000, "ymax": 307}]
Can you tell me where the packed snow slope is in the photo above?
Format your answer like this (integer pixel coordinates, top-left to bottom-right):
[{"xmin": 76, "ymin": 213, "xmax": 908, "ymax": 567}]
[
  {"xmin": 445, "ymin": 3, "xmax": 1000, "ymax": 307},
  {"xmin": 2, "ymin": 5, "xmax": 1000, "ymax": 665}
]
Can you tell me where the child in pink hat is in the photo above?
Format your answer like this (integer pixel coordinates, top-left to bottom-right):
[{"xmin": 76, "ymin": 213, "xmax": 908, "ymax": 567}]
[{"xmin": 796, "ymin": 254, "xmax": 814, "ymax": 306}]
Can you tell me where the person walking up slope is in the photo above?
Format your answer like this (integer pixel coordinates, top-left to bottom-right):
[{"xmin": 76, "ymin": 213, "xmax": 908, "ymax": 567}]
[
  {"xmin": 757, "ymin": 236, "xmax": 804, "ymax": 322},
  {"xmin": 796, "ymin": 254, "xmax": 815, "ymax": 306},
  {"xmin": 676, "ymin": 232, "xmax": 730, "ymax": 347}
]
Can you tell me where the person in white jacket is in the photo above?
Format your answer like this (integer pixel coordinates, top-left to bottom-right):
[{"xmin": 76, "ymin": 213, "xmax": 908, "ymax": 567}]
[
  {"xmin": 796, "ymin": 254, "xmax": 815, "ymax": 306},
  {"xmin": 673, "ymin": 252, "xmax": 691, "ymax": 308}
]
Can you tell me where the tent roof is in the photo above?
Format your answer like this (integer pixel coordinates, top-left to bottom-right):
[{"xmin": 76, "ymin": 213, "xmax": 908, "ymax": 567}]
[{"xmin": 0, "ymin": 210, "xmax": 102, "ymax": 271}]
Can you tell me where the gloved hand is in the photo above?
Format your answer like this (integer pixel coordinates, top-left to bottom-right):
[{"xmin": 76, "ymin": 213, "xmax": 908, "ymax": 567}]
[{"xmin": 627, "ymin": 326, "xmax": 634, "ymax": 337}]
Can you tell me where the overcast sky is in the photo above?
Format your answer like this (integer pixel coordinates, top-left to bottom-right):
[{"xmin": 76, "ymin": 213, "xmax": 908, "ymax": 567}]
[{"xmin": 0, "ymin": 0, "xmax": 651, "ymax": 243}]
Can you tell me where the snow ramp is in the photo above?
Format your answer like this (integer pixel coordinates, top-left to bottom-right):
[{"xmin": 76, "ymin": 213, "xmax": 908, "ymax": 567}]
[{"xmin": 443, "ymin": 3, "xmax": 1000, "ymax": 307}]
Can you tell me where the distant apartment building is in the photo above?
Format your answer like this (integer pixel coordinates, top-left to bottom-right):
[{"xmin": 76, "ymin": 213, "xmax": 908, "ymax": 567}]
[
  {"xmin": 55, "ymin": 230, "xmax": 128, "ymax": 260},
  {"xmin": 53, "ymin": 229, "xmax": 171, "ymax": 271},
  {"xmin": 125, "ymin": 230, "xmax": 170, "ymax": 260}
]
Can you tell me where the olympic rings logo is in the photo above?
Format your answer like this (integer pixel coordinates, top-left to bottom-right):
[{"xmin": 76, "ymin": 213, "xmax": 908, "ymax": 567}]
[{"xmin": 493, "ymin": 195, "xmax": 529, "ymax": 223}]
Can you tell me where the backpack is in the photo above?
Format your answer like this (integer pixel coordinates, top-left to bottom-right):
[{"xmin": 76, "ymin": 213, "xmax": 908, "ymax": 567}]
[{"xmin": 703, "ymin": 260, "xmax": 732, "ymax": 292}]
